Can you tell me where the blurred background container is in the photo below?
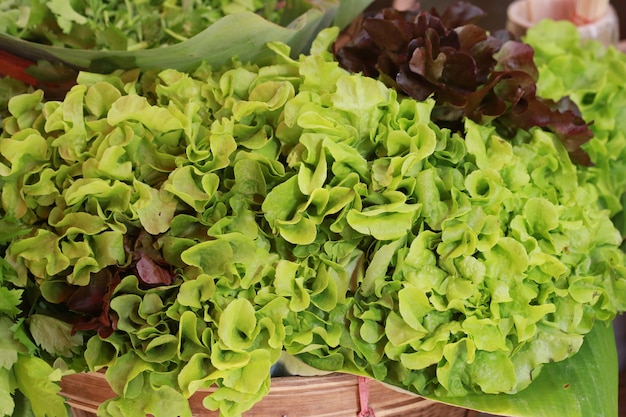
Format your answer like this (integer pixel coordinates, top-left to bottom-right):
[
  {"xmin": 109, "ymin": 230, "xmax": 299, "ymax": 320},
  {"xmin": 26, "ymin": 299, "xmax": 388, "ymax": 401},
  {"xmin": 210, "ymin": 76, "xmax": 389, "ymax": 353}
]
[{"xmin": 375, "ymin": 0, "xmax": 626, "ymax": 37}]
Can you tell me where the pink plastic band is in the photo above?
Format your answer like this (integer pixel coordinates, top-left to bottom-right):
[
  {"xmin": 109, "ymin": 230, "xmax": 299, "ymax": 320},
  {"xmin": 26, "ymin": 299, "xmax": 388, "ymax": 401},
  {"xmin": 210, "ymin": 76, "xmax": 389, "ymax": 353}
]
[{"xmin": 357, "ymin": 376, "xmax": 376, "ymax": 417}]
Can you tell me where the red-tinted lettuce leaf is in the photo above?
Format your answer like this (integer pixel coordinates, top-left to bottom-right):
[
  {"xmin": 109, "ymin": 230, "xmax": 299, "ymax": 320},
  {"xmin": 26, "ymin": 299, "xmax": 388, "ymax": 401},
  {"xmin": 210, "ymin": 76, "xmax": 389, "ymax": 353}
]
[
  {"xmin": 494, "ymin": 41, "xmax": 539, "ymax": 80},
  {"xmin": 136, "ymin": 254, "xmax": 175, "ymax": 286},
  {"xmin": 438, "ymin": 1, "xmax": 487, "ymax": 28},
  {"xmin": 408, "ymin": 31, "xmax": 446, "ymax": 81},
  {"xmin": 70, "ymin": 269, "xmax": 120, "ymax": 338},
  {"xmin": 396, "ymin": 64, "xmax": 437, "ymax": 102},
  {"xmin": 440, "ymin": 48, "xmax": 479, "ymax": 91},
  {"xmin": 362, "ymin": 9, "xmax": 413, "ymax": 52},
  {"xmin": 130, "ymin": 231, "xmax": 175, "ymax": 287},
  {"xmin": 457, "ymin": 24, "xmax": 488, "ymax": 51},
  {"xmin": 44, "ymin": 229, "xmax": 176, "ymax": 338},
  {"xmin": 456, "ymin": 25, "xmax": 504, "ymax": 83},
  {"xmin": 66, "ymin": 274, "xmax": 109, "ymax": 315},
  {"xmin": 464, "ymin": 73, "xmax": 510, "ymax": 118}
]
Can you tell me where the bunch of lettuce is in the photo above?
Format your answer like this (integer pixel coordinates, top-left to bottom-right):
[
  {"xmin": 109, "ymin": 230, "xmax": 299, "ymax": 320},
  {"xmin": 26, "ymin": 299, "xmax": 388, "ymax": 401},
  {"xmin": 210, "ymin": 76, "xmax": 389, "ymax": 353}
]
[
  {"xmin": 524, "ymin": 20, "xmax": 626, "ymax": 243},
  {"xmin": 1, "ymin": 27, "xmax": 625, "ymax": 417},
  {"xmin": 0, "ymin": 0, "xmax": 285, "ymax": 51}
]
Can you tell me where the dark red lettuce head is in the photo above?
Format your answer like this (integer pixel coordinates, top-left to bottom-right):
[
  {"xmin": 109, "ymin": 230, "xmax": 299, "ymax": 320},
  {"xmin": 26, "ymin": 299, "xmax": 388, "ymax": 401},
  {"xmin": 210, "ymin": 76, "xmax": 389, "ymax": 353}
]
[{"xmin": 334, "ymin": 1, "xmax": 593, "ymax": 165}]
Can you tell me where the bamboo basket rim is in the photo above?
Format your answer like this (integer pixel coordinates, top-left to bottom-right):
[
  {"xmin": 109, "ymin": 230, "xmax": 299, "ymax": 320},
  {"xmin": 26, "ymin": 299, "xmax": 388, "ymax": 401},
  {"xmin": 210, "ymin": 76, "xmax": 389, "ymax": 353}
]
[{"xmin": 60, "ymin": 371, "xmax": 477, "ymax": 417}]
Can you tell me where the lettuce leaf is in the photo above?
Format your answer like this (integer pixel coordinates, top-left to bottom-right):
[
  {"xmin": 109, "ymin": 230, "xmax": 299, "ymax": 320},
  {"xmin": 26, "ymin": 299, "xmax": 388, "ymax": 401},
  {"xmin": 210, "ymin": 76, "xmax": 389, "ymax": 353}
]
[{"xmin": 13, "ymin": 356, "xmax": 68, "ymax": 417}]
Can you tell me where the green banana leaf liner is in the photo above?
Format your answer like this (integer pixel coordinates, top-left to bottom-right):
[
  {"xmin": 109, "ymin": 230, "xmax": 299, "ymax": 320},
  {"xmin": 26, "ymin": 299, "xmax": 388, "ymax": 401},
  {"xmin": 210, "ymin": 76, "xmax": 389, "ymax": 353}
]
[{"xmin": 0, "ymin": 0, "xmax": 372, "ymax": 93}]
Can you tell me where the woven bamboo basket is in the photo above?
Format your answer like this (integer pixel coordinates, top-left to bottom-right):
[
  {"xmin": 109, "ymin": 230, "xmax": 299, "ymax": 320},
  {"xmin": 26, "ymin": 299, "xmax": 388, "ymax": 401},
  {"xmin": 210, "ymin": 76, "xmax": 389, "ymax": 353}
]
[{"xmin": 60, "ymin": 372, "xmax": 477, "ymax": 417}]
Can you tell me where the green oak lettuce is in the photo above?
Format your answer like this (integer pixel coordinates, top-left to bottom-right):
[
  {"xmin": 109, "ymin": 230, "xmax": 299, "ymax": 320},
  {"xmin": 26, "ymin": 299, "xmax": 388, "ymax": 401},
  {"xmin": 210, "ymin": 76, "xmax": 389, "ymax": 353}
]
[
  {"xmin": 0, "ymin": 27, "xmax": 625, "ymax": 417},
  {"xmin": 525, "ymin": 20, "xmax": 626, "ymax": 242}
]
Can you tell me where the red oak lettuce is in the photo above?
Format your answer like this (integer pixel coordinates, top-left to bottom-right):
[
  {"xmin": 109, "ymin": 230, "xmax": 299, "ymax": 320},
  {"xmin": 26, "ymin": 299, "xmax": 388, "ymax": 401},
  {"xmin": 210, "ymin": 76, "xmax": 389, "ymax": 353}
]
[{"xmin": 333, "ymin": 2, "xmax": 593, "ymax": 164}]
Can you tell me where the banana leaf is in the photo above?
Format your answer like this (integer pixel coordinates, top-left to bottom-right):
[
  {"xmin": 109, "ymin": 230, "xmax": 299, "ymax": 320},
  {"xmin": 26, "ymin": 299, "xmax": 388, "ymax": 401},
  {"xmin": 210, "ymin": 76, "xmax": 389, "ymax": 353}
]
[
  {"xmin": 427, "ymin": 322, "xmax": 618, "ymax": 417},
  {"xmin": 282, "ymin": 321, "xmax": 618, "ymax": 417},
  {"xmin": 0, "ymin": 0, "xmax": 372, "ymax": 76}
]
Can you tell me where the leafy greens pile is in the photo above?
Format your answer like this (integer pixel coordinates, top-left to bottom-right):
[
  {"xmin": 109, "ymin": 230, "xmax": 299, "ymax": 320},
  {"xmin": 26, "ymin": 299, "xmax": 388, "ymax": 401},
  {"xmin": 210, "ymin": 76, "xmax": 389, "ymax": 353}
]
[
  {"xmin": 0, "ymin": 0, "xmax": 285, "ymax": 50},
  {"xmin": 333, "ymin": 3, "xmax": 594, "ymax": 165},
  {"xmin": 525, "ymin": 20, "xmax": 626, "ymax": 244},
  {"xmin": 0, "ymin": 25, "xmax": 625, "ymax": 417}
]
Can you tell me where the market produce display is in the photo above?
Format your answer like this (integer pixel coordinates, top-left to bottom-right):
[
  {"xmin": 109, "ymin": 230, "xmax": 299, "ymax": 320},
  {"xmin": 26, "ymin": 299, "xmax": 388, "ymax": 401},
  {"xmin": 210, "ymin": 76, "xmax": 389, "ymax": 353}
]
[{"xmin": 1, "ymin": 2, "xmax": 625, "ymax": 417}]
